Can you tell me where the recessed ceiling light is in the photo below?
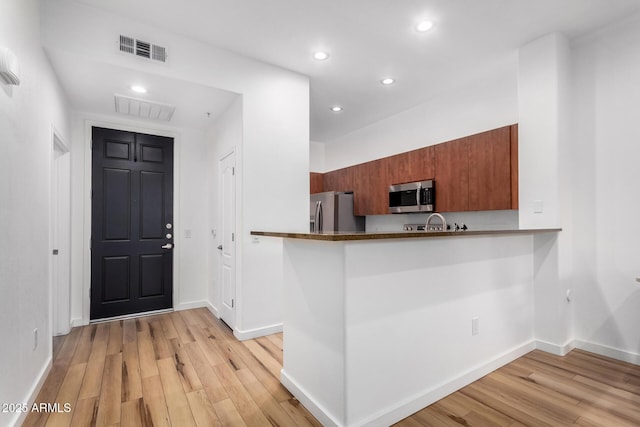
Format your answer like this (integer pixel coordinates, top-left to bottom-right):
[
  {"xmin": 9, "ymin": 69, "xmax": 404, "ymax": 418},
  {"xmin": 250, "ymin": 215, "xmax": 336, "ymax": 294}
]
[
  {"xmin": 330, "ymin": 106, "xmax": 343, "ymax": 112},
  {"xmin": 313, "ymin": 51, "xmax": 330, "ymax": 61},
  {"xmin": 380, "ymin": 78, "xmax": 395, "ymax": 85},
  {"xmin": 416, "ymin": 20, "xmax": 434, "ymax": 32},
  {"xmin": 131, "ymin": 85, "xmax": 147, "ymax": 94}
]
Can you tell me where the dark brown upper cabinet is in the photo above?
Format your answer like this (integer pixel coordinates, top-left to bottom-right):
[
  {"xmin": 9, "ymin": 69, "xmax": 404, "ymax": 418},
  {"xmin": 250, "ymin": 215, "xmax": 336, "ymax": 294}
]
[{"xmin": 313, "ymin": 124, "xmax": 518, "ymax": 215}]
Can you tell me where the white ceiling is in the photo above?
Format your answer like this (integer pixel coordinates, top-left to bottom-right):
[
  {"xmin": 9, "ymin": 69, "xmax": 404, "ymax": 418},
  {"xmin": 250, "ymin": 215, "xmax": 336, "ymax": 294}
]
[{"xmin": 49, "ymin": 0, "xmax": 640, "ymax": 141}]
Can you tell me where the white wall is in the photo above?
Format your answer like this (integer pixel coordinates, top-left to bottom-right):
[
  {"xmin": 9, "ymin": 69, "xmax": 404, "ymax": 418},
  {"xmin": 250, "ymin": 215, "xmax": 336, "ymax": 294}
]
[
  {"xmin": 0, "ymin": 1, "xmax": 70, "ymax": 425},
  {"xmin": 309, "ymin": 140, "xmax": 326, "ymax": 172},
  {"xmin": 517, "ymin": 33, "xmax": 574, "ymax": 353},
  {"xmin": 570, "ymin": 14, "xmax": 640, "ymax": 362},
  {"xmin": 320, "ymin": 64, "xmax": 518, "ymax": 171},
  {"xmin": 43, "ymin": 0, "xmax": 309, "ymax": 335}
]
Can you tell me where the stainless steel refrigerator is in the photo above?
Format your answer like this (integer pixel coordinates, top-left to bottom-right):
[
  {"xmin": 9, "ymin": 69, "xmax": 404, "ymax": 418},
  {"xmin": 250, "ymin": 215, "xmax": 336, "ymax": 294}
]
[{"xmin": 310, "ymin": 191, "xmax": 365, "ymax": 233}]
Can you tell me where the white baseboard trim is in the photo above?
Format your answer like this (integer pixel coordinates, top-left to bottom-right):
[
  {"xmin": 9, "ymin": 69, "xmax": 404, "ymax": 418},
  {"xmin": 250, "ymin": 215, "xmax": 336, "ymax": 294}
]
[
  {"xmin": 205, "ymin": 302, "xmax": 219, "ymax": 318},
  {"xmin": 174, "ymin": 300, "xmax": 209, "ymax": 311},
  {"xmin": 535, "ymin": 339, "xmax": 576, "ymax": 356},
  {"xmin": 11, "ymin": 357, "xmax": 52, "ymax": 427},
  {"xmin": 233, "ymin": 323, "xmax": 283, "ymax": 341},
  {"xmin": 280, "ymin": 369, "xmax": 342, "ymax": 427},
  {"xmin": 574, "ymin": 340, "xmax": 640, "ymax": 365},
  {"xmin": 70, "ymin": 317, "xmax": 88, "ymax": 328},
  {"xmin": 281, "ymin": 340, "xmax": 536, "ymax": 427}
]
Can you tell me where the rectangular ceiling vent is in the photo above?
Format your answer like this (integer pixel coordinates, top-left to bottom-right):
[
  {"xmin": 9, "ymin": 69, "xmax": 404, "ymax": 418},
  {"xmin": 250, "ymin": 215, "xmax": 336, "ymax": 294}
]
[
  {"xmin": 114, "ymin": 94, "xmax": 175, "ymax": 122},
  {"xmin": 119, "ymin": 35, "xmax": 167, "ymax": 63}
]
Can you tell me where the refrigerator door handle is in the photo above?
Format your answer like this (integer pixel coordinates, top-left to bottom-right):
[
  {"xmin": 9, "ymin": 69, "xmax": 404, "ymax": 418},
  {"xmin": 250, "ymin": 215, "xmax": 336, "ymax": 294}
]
[
  {"xmin": 316, "ymin": 201, "xmax": 323, "ymax": 233},
  {"xmin": 313, "ymin": 201, "xmax": 319, "ymax": 233}
]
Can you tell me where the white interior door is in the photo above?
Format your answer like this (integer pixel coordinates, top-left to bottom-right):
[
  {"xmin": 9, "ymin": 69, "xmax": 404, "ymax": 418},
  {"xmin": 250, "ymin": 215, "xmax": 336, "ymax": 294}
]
[
  {"xmin": 52, "ymin": 134, "xmax": 71, "ymax": 336},
  {"xmin": 219, "ymin": 151, "xmax": 236, "ymax": 328}
]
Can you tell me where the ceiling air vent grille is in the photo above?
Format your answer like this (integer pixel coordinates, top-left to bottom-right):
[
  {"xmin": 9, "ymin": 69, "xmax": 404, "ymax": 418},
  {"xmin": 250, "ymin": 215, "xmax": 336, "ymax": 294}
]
[
  {"xmin": 114, "ymin": 94, "xmax": 175, "ymax": 122},
  {"xmin": 119, "ymin": 35, "xmax": 134, "ymax": 54},
  {"xmin": 119, "ymin": 35, "xmax": 167, "ymax": 63},
  {"xmin": 135, "ymin": 40, "xmax": 151, "ymax": 59}
]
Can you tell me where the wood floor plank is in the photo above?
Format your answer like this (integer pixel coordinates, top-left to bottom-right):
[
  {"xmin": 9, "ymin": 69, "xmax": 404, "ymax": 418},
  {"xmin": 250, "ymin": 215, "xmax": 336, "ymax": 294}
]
[
  {"xmin": 430, "ymin": 391, "xmax": 521, "ymax": 427},
  {"xmin": 149, "ymin": 318, "xmax": 172, "ymax": 360},
  {"xmin": 184, "ymin": 341, "xmax": 229, "ymax": 403},
  {"xmin": 213, "ymin": 362, "xmax": 272, "ymax": 425},
  {"xmin": 159, "ymin": 312, "xmax": 179, "ymax": 340},
  {"xmin": 265, "ymin": 333, "xmax": 284, "ymax": 351},
  {"xmin": 141, "ymin": 376, "xmax": 171, "ymax": 427},
  {"xmin": 69, "ymin": 397, "xmax": 98, "ymax": 427},
  {"xmin": 190, "ymin": 325, "xmax": 227, "ymax": 367},
  {"xmin": 70, "ymin": 324, "xmax": 96, "ymax": 365},
  {"xmin": 120, "ymin": 398, "xmax": 151, "ymax": 427},
  {"xmin": 235, "ymin": 367, "xmax": 297, "ymax": 426},
  {"xmin": 255, "ymin": 335, "xmax": 285, "ymax": 365},
  {"xmin": 529, "ymin": 370, "xmax": 640, "ymax": 422},
  {"xmin": 210, "ymin": 328, "xmax": 249, "ymax": 371},
  {"xmin": 43, "ymin": 362, "xmax": 86, "ymax": 427},
  {"xmin": 106, "ymin": 320, "xmax": 123, "ymax": 355},
  {"xmin": 122, "ymin": 319, "xmax": 137, "ymax": 344},
  {"xmin": 95, "ymin": 352, "xmax": 123, "ymax": 426},
  {"xmin": 186, "ymin": 389, "xmax": 223, "ymax": 427},
  {"xmin": 212, "ymin": 398, "xmax": 248, "ymax": 426},
  {"xmin": 137, "ymin": 319, "xmax": 159, "ymax": 379},
  {"xmin": 278, "ymin": 397, "xmax": 324, "ymax": 427},
  {"xmin": 121, "ymin": 341, "xmax": 143, "ymax": 403},
  {"xmin": 77, "ymin": 323, "xmax": 110, "ymax": 399},
  {"xmin": 53, "ymin": 326, "xmax": 82, "ymax": 368},
  {"xmin": 242, "ymin": 339, "xmax": 282, "ymax": 379},
  {"xmin": 157, "ymin": 357, "xmax": 198, "ymax": 427},
  {"xmin": 170, "ymin": 311, "xmax": 196, "ymax": 344},
  {"xmin": 167, "ymin": 337, "xmax": 203, "ymax": 393}
]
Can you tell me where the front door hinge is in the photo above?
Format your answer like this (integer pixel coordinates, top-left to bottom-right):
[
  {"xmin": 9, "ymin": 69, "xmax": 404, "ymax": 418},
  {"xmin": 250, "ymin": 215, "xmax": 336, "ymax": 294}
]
[
  {"xmin": 232, "ymin": 232, "xmax": 235, "ymax": 242},
  {"xmin": 232, "ymin": 167, "xmax": 235, "ymax": 176},
  {"xmin": 231, "ymin": 299, "xmax": 235, "ymax": 308}
]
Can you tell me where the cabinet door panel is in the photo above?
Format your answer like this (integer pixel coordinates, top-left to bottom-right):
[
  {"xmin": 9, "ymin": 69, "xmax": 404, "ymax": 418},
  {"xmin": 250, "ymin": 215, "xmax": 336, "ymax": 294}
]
[
  {"xmin": 310, "ymin": 172, "xmax": 324, "ymax": 194},
  {"xmin": 323, "ymin": 167, "xmax": 354, "ymax": 193},
  {"xmin": 468, "ymin": 127, "xmax": 511, "ymax": 211},
  {"xmin": 434, "ymin": 139, "xmax": 469, "ymax": 212}
]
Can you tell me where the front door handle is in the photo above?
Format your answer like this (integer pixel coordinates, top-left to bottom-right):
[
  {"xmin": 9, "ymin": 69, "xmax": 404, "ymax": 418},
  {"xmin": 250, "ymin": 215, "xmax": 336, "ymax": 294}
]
[
  {"xmin": 217, "ymin": 245, "xmax": 223, "ymax": 250},
  {"xmin": 162, "ymin": 243, "xmax": 173, "ymax": 249}
]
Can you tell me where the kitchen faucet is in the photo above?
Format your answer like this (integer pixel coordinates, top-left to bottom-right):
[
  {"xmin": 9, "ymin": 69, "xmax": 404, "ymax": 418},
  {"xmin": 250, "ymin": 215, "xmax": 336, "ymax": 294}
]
[{"xmin": 425, "ymin": 213, "xmax": 447, "ymax": 232}]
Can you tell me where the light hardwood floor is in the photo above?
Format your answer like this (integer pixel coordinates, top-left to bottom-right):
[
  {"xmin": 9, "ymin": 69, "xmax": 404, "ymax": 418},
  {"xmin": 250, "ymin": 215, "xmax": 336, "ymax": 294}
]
[
  {"xmin": 23, "ymin": 308, "xmax": 320, "ymax": 427},
  {"xmin": 23, "ymin": 308, "xmax": 640, "ymax": 426}
]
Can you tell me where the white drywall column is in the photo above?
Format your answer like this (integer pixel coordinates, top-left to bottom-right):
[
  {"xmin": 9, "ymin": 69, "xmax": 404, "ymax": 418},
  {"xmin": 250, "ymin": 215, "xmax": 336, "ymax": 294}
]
[{"xmin": 518, "ymin": 33, "xmax": 573, "ymax": 352}]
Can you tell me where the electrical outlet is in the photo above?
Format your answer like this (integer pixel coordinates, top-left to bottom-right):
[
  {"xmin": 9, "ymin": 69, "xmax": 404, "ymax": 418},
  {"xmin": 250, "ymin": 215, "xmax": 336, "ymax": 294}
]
[
  {"xmin": 471, "ymin": 317, "xmax": 479, "ymax": 336},
  {"xmin": 533, "ymin": 200, "xmax": 543, "ymax": 213},
  {"xmin": 33, "ymin": 328, "xmax": 38, "ymax": 351}
]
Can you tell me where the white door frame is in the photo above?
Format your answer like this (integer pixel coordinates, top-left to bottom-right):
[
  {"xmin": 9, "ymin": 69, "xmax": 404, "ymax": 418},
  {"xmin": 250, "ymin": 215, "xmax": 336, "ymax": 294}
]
[
  {"xmin": 80, "ymin": 119, "xmax": 181, "ymax": 325},
  {"xmin": 51, "ymin": 127, "xmax": 71, "ymax": 335},
  {"xmin": 219, "ymin": 149, "xmax": 236, "ymax": 328}
]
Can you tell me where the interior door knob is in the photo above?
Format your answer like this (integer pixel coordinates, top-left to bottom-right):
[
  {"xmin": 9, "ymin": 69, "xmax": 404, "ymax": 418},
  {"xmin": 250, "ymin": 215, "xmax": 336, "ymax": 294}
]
[{"xmin": 217, "ymin": 245, "xmax": 223, "ymax": 250}]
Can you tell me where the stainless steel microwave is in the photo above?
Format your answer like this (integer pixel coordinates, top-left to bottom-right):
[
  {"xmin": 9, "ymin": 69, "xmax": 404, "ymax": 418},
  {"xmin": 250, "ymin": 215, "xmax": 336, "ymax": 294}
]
[{"xmin": 388, "ymin": 180, "xmax": 435, "ymax": 214}]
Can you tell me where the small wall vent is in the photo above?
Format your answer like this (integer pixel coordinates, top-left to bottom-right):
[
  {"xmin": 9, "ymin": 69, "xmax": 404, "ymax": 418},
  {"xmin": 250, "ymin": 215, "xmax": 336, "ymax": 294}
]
[{"xmin": 119, "ymin": 35, "xmax": 167, "ymax": 63}]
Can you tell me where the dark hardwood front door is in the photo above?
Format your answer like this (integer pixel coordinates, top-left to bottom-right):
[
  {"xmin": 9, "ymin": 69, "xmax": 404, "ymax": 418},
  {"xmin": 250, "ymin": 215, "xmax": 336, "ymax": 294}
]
[{"xmin": 91, "ymin": 127, "xmax": 174, "ymax": 320}]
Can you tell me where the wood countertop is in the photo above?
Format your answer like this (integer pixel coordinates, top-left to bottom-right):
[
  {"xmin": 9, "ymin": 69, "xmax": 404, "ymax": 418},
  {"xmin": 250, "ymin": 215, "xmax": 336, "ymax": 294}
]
[{"xmin": 250, "ymin": 228, "xmax": 561, "ymax": 242}]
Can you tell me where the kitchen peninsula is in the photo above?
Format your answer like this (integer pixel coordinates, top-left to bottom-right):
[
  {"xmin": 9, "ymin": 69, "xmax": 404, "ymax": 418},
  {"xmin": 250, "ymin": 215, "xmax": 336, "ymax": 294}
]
[{"xmin": 252, "ymin": 228, "xmax": 561, "ymax": 427}]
